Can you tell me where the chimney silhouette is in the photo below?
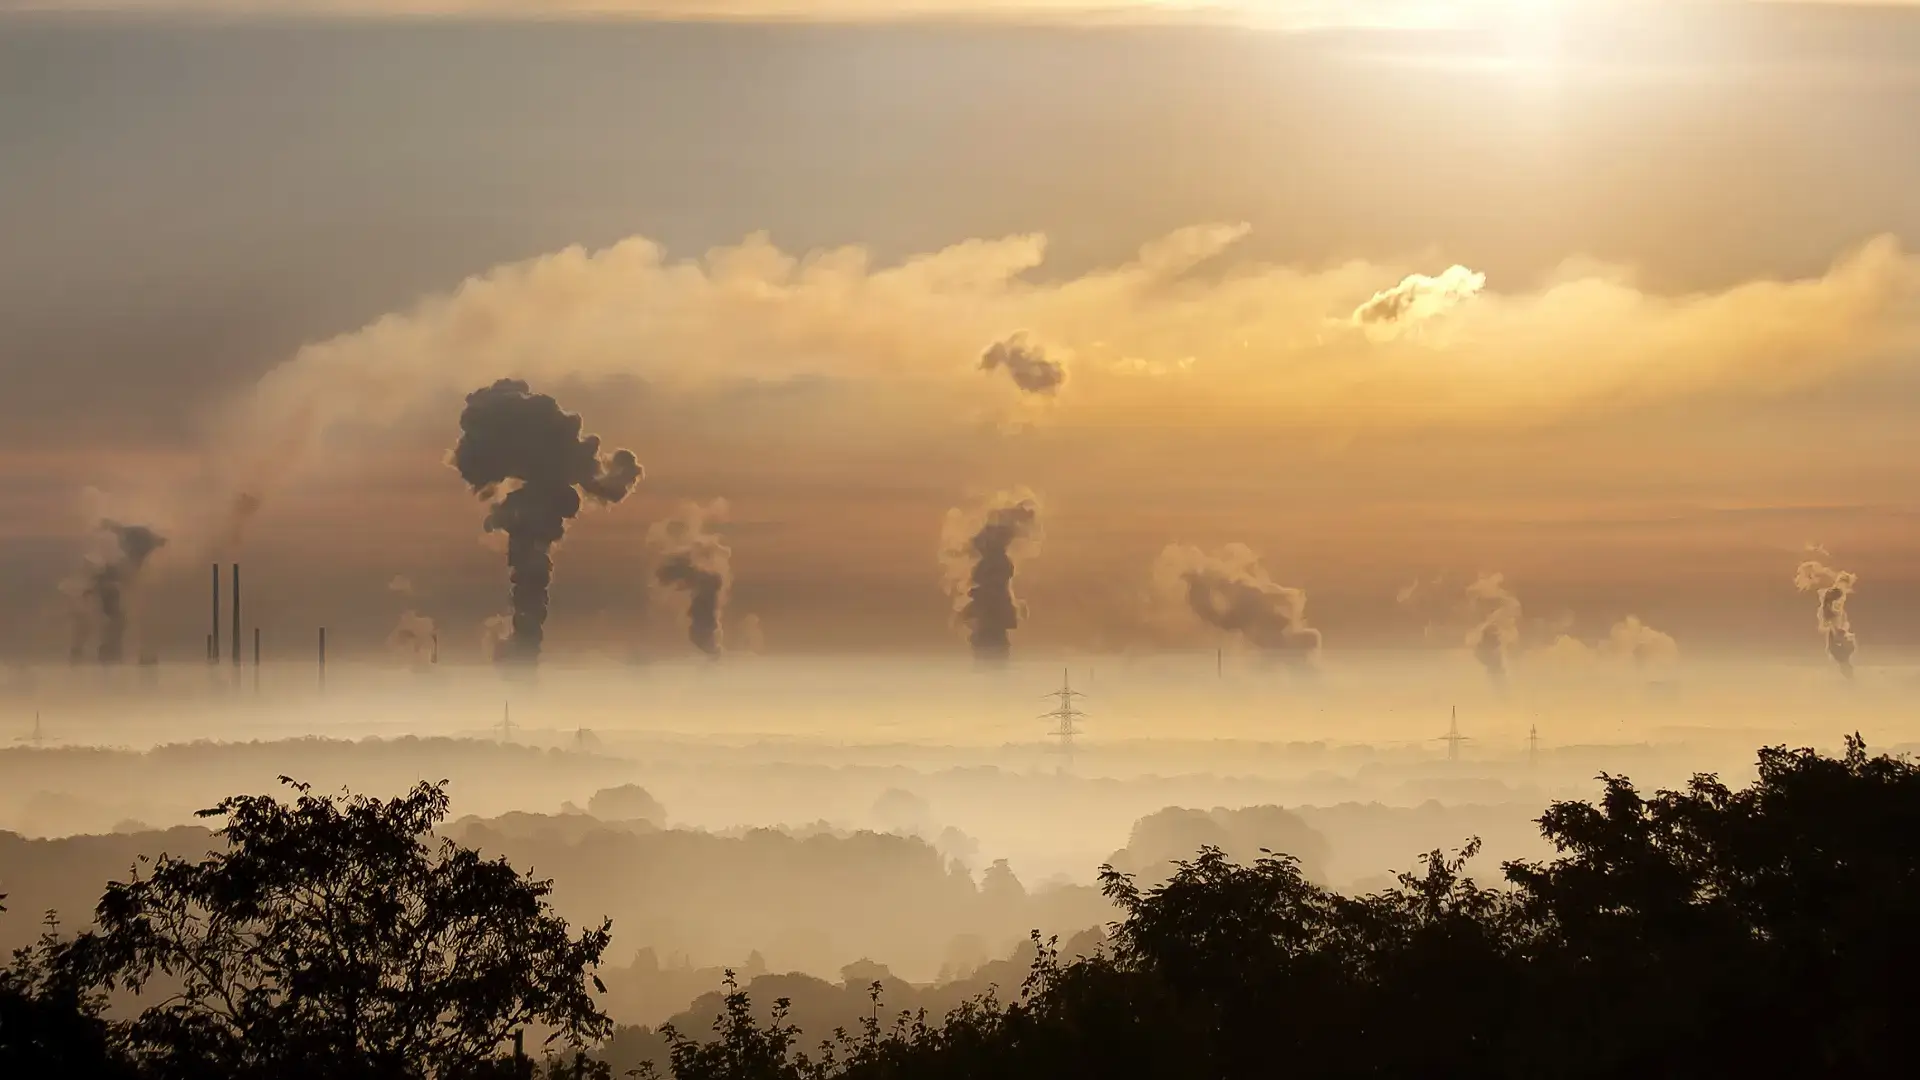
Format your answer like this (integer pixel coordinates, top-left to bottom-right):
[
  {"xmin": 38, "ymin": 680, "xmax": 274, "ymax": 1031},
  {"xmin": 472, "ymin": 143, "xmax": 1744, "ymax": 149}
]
[{"xmin": 231, "ymin": 564, "xmax": 241, "ymax": 667}]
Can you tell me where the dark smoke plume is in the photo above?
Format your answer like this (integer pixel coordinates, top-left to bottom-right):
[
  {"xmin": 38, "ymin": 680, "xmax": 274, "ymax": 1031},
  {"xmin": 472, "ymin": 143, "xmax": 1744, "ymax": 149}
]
[
  {"xmin": 979, "ymin": 333, "xmax": 1067, "ymax": 396},
  {"xmin": 1465, "ymin": 573, "xmax": 1520, "ymax": 686},
  {"xmin": 1155, "ymin": 544, "xmax": 1321, "ymax": 665},
  {"xmin": 451, "ymin": 379, "xmax": 642, "ymax": 666},
  {"xmin": 73, "ymin": 520, "xmax": 168, "ymax": 665},
  {"xmin": 1795, "ymin": 560, "xmax": 1858, "ymax": 678},
  {"xmin": 649, "ymin": 500, "xmax": 732, "ymax": 657},
  {"xmin": 941, "ymin": 491, "xmax": 1043, "ymax": 665}
]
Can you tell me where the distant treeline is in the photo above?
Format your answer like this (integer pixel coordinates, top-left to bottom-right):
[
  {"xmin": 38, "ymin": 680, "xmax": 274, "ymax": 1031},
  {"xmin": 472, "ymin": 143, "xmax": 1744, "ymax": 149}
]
[{"xmin": 0, "ymin": 736, "xmax": 634, "ymax": 836}]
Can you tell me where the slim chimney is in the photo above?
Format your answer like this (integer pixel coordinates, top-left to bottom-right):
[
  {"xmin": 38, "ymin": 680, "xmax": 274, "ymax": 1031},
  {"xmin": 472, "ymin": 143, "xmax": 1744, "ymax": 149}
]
[
  {"xmin": 231, "ymin": 564, "xmax": 241, "ymax": 667},
  {"xmin": 210, "ymin": 564, "xmax": 221, "ymax": 663}
]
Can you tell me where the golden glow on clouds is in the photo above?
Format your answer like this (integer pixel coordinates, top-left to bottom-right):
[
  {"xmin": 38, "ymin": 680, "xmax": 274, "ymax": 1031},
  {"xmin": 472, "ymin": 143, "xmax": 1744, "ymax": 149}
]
[{"xmin": 219, "ymin": 223, "xmax": 1920, "ymax": 519}]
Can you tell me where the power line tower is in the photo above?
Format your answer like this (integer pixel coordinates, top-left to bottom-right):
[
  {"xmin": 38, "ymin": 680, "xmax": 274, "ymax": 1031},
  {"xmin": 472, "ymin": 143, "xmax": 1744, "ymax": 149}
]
[
  {"xmin": 1040, "ymin": 668, "xmax": 1088, "ymax": 767},
  {"xmin": 1434, "ymin": 705, "xmax": 1472, "ymax": 762},
  {"xmin": 498, "ymin": 701, "xmax": 515, "ymax": 744},
  {"xmin": 1527, "ymin": 722, "xmax": 1541, "ymax": 768}
]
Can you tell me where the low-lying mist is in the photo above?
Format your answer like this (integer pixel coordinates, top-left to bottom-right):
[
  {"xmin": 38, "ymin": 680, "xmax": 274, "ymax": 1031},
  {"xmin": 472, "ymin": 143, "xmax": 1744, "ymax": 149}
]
[{"xmin": 3, "ymin": 652, "xmax": 1912, "ymax": 1029}]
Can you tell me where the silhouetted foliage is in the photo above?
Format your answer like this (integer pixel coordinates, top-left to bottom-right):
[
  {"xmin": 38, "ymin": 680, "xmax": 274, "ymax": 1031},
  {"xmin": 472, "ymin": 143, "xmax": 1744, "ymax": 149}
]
[
  {"xmin": 635, "ymin": 735, "xmax": 1920, "ymax": 1080},
  {"xmin": 5, "ymin": 778, "xmax": 613, "ymax": 1080}
]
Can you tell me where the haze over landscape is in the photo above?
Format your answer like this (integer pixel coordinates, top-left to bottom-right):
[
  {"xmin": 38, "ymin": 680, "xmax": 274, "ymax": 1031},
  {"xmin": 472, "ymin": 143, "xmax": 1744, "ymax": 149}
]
[{"xmin": 3, "ymin": 2, "xmax": 1919, "ymax": 1076}]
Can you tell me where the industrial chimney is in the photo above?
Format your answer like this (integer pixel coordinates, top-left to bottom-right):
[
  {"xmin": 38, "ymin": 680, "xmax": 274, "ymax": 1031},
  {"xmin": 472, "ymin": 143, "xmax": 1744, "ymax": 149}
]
[{"xmin": 231, "ymin": 564, "xmax": 241, "ymax": 668}]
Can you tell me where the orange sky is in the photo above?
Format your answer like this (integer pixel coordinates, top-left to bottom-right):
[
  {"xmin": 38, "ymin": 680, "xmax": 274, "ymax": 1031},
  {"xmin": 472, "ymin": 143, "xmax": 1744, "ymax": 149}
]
[{"xmin": 3, "ymin": 2, "xmax": 1919, "ymax": 661}]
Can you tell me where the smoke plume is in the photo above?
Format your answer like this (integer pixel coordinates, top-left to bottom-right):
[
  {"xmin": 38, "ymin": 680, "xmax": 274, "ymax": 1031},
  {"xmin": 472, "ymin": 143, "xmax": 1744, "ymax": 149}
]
[
  {"xmin": 940, "ymin": 491, "xmax": 1043, "ymax": 665},
  {"xmin": 1352, "ymin": 265, "xmax": 1487, "ymax": 333},
  {"xmin": 648, "ymin": 500, "xmax": 733, "ymax": 657},
  {"xmin": 388, "ymin": 611, "xmax": 438, "ymax": 668},
  {"xmin": 1607, "ymin": 616, "xmax": 1679, "ymax": 668},
  {"xmin": 1154, "ymin": 543, "xmax": 1321, "ymax": 665},
  {"xmin": 479, "ymin": 615, "xmax": 514, "ymax": 664},
  {"xmin": 979, "ymin": 332, "xmax": 1068, "ymax": 396},
  {"xmin": 450, "ymin": 379, "xmax": 643, "ymax": 666},
  {"xmin": 1795, "ymin": 560, "xmax": 1858, "ymax": 678},
  {"xmin": 1465, "ymin": 573, "xmax": 1521, "ymax": 684},
  {"xmin": 71, "ymin": 521, "xmax": 168, "ymax": 666}
]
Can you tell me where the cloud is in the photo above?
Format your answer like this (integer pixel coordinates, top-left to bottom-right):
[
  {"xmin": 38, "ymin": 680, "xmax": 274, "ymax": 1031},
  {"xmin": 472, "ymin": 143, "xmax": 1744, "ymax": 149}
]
[
  {"xmin": 1351, "ymin": 265, "xmax": 1487, "ymax": 337},
  {"xmin": 1534, "ymin": 616, "xmax": 1679, "ymax": 670},
  {"xmin": 214, "ymin": 224, "xmax": 1920, "ymax": 510}
]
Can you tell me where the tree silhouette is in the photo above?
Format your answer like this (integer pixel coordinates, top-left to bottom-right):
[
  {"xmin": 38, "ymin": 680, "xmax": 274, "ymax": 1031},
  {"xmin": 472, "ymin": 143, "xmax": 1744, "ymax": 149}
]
[
  {"xmin": 59, "ymin": 778, "xmax": 613, "ymax": 1080},
  {"xmin": 635, "ymin": 736, "xmax": 1920, "ymax": 1080}
]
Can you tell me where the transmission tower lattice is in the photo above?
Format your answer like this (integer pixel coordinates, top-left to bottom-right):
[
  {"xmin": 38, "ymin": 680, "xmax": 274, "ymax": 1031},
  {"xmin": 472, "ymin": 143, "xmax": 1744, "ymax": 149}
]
[
  {"xmin": 1040, "ymin": 669, "xmax": 1088, "ymax": 764},
  {"xmin": 1434, "ymin": 705, "xmax": 1473, "ymax": 762}
]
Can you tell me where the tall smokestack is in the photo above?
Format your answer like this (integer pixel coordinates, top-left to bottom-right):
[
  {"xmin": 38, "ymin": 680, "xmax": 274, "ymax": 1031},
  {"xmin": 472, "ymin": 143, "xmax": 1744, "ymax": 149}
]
[
  {"xmin": 231, "ymin": 564, "xmax": 241, "ymax": 667},
  {"xmin": 211, "ymin": 564, "xmax": 221, "ymax": 664}
]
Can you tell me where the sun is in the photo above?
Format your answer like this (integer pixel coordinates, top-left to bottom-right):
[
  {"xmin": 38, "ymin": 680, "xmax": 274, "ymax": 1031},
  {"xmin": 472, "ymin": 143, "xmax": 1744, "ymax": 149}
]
[{"xmin": 1491, "ymin": 0, "xmax": 1575, "ymax": 63}]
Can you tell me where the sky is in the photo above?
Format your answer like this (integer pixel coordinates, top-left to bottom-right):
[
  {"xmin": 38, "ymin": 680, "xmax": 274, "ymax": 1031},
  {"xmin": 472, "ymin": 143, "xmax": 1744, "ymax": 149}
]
[{"xmin": 3, "ymin": 0, "xmax": 1919, "ymax": 663}]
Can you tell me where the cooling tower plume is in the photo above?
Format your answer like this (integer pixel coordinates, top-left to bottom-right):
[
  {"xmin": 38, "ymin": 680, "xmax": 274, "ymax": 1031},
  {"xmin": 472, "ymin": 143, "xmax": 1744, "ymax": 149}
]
[
  {"xmin": 1352, "ymin": 265, "xmax": 1487, "ymax": 335},
  {"xmin": 1607, "ymin": 616, "xmax": 1680, "ymax": 668},
  {"xmin": 73, "ymin": 521, "xmax": 168, "ymax": 666},
  {"xmin": 1795, "ymin": 561, "xmax": 1859, "ymax": 678},
  {"xmin": 940, "ymin": 491, "xmax": 1044, "ymax": 665},
  {"xmin": 479, "ymin": 615, "xmax": 514, "ymax": 664},
  {"xmin": 450, "ymin": 379, "xmax": 643, "ymax": 667},
  {"xmin": 979, "ymin": 332, "xmax": 1067, "ymax": 396},
  {"xmin": 1154, "ymin": 543, "xmax": 1321, "ymax": 665},
  {"xmin": 1465, "ymin": 573, "xmax": 1521, "ymax": 684},
  {"xmin": 648, "ymin": 500, "xmax": 733, "ymax": 657},
  {"xmin": 388, "ymin": 611, "xmax": 437, "ymax": 668}
]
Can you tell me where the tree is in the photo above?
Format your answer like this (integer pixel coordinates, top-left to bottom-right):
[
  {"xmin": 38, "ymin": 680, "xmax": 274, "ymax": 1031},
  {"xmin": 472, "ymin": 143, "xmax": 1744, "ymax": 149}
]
[
  {"xmin": 1, "ymin": 911, "xmax": 134, "ymax": 1078},
  {"xmin": 634, "ymin": 736, "xmax": 1920, "ymax": 1080},
  {"xmin": 62, "ymin": 778, "xmax": 613, "ymax": 1080}
]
